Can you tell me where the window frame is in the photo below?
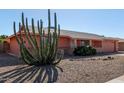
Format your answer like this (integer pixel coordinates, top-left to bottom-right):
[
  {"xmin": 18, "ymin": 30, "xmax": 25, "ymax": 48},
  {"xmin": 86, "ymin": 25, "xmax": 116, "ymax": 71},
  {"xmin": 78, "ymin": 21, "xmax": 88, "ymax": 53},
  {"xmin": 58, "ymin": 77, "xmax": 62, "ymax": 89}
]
[{"xmin": 92, "ymin": 40, "xmax": 102, "ymax": 48}]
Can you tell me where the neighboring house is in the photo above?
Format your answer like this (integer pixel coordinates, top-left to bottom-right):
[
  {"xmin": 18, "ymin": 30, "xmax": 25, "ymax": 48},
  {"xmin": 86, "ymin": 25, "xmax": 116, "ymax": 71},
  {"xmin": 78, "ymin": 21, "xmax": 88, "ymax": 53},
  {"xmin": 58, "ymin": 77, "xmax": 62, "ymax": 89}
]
[{"xmin": 5, "ymin": 27, "xmax": 119, "ymax": 56}]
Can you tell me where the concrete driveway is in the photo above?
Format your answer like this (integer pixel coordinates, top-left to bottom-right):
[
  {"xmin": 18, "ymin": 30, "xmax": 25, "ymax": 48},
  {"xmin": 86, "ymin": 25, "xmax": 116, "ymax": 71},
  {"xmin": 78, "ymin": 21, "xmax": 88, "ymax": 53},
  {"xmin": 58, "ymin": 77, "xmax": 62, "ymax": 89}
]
[{"xmin": 0, "ymin": 53, "xmax": 23, "ymax": 67}]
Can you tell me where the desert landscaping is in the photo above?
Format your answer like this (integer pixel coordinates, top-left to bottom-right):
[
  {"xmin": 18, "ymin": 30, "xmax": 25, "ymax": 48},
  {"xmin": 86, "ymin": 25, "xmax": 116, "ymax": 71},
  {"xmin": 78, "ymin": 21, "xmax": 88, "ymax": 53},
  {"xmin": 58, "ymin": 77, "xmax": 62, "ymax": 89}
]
[{"xmin": 0, "ymin": 53, "xmax": 124, "ymax": 83}]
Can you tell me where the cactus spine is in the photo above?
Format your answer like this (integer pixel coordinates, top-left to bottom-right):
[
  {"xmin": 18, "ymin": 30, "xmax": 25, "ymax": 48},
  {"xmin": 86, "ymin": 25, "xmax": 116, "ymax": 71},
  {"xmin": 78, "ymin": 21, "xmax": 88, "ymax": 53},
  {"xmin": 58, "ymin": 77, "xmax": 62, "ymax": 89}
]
[{"xmin": 13, "ymin": 9, "xmax": 63, "ymax": 66}]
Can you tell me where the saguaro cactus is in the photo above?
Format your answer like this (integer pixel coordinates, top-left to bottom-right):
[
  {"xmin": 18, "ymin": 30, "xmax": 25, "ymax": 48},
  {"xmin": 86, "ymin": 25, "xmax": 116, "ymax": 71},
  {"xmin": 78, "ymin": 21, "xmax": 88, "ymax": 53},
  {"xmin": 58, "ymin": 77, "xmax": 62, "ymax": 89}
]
[{"xmin": 13, "ymin": 9, "xmax": 63, "ymax": 66}]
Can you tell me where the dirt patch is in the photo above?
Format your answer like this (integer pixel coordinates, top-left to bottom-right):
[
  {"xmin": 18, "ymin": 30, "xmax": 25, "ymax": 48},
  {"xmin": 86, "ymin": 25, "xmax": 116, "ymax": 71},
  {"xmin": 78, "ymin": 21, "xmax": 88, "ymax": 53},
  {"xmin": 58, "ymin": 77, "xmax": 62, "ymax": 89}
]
[{"xmin": 57, "ymin": 56, "xmax": 124, "ymax": 83}]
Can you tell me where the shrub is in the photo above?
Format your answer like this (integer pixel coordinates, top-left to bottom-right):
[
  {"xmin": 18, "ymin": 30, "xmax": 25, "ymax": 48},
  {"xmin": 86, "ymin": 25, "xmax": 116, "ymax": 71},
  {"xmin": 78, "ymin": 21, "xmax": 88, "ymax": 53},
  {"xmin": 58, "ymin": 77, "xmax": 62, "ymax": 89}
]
[{"xmin": 73, "ymin": 46, "xmax": 96, "ymax": 56}]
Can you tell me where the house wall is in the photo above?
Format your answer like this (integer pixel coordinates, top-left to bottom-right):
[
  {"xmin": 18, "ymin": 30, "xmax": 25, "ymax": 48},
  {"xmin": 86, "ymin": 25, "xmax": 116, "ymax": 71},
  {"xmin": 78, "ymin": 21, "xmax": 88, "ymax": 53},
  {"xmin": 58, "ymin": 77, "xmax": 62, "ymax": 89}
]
[
  {"xmin": 118, "ymin": 42, "xmax": 124, "ymax": 51},
  {"xmin": 74, "ymin": 39, "xmax": 117, "ymax": 53},
  {"xmin": 9, "ymin": 37, "xmax": 20, "ymax": 56},
  {"xmin": 114, "ymin": 41, "xmax": 118, "ymax": 52},
  {"xmin": 77, "ymin": 39, "xmax": 90, "ymax": 46},
  {"xmin": 102, "ymin": 40, "xmax": 115, "ymax": 52},
  {"xmin": 9, "ymin": 35, "xmax": 72, "ymax": 56},
  {"xmin": 103, "ymin": 40, "xmax": 118, "ymax": 52},
  {"xmin": 91, "ymin": 40, "xmax": 102, "ymax": 53},
  {"xmin": 58, "ymin": 37, "xmax": 72, "ymax": 55},
  {"xmin": 58, "ymin": 37, "xmax": 71, "ymax": 48},
  {"xmin": 8, "ymin": 35, "xmax": 118, "ymax": 56},
  {"xmin": 76, "ymin": 39, "xmax": 103, "ymax": 53},
  {"xmin": 67, "ymin": 39, "xmax": 118, "ymax": 54}
]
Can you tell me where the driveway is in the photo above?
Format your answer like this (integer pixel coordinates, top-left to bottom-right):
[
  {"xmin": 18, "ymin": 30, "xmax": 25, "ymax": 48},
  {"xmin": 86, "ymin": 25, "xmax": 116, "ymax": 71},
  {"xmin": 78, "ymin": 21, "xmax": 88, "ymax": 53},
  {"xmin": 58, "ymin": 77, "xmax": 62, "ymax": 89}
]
[{"xmin": 0, "ymin": 53, "xmax": 23, "ymax": 67}]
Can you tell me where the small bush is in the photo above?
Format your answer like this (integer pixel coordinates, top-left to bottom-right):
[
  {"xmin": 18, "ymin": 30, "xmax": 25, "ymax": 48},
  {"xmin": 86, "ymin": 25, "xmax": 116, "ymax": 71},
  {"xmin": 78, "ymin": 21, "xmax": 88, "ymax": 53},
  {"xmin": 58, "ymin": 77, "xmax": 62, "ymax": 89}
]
[{"xmin": 73, "ymin": 46, "xmax": 96, "ymax": 56}]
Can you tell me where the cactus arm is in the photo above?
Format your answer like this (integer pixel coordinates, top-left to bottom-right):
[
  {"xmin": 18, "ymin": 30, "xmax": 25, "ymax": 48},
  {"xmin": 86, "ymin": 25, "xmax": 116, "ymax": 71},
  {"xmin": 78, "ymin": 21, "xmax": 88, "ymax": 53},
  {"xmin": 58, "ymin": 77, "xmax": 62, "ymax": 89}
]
[
  {"xmin": 40, "ymin": 20, "xmax": 43, "ymax": 50},
  {"xmin": 54, "ymin": 13, "xmax": 58, "ymax": 56},
  {"xmin": 53, "ymin": 24, "xmax": 63, "ymax": 64},
  {"xmin": 13, "ymin": 22, "xmax": 21, "ymax": 45},
  {"xmin": 37, "ymin": 20, "xmax": 41, "ymax": 58},
  {"xmin": 45, "ymin": 9, "xmax": 51, "ymax": 61},
  {"xmin": 19, "ymin": 22, "xmax": 39, "ymax": 65},
  {"xmin": 31, "ymin": 18, "xmax": 42, "ymax": 61},
  {"xmin": 45, "ymin": 9, "xmax": 52, "ymax": 63},
  {"xmin": 58, "ymin": 24, "xmax": 60, "ymax": 38},
  {"xmin": 31, "ymin": 18, "xmax": 39, "ymax": 50},
  {"xmin": 43, "ymin": 30, "xmax": 47, "ymax": 63},
  {"xmin": 48, "ymin": 9, "xmax": 51, "ymax": 42},
  {"xmin": 22, "ymin": 13, "xmax": 39, "ymax": 61},
  {"xmin": 14, "ymin": 22, "xmax": 38, "ymax": 65},
  {"xmin": 51, "ymin": 12, "xmax": 58, "ymax": 62},
  {"xmin": 22, "ymin": 13, "xmax": 36, "ymax": 50},
  {"xmin": 37, "ymin": 20, "xmax": 43, "ymax": 61},
  {"xmin": 25, "ymin": 18, "xmax": 35, "ymax": 48}
]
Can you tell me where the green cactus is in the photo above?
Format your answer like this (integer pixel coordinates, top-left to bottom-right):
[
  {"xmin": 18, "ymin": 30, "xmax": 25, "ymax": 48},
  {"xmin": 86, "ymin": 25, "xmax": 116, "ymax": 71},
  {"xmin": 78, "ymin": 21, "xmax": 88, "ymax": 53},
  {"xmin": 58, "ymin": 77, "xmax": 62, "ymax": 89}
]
[{"xmin": 13, "ymin": 9, "xmax": 63, "ymax": 66}]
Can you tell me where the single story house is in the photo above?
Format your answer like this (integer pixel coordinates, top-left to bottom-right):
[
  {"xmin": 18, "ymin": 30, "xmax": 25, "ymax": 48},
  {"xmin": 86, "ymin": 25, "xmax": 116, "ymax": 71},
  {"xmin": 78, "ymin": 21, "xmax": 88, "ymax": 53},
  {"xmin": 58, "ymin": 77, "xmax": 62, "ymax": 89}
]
[{"xmin": 5, "ymin": 27, "xmax": 119, "ymax": 56}]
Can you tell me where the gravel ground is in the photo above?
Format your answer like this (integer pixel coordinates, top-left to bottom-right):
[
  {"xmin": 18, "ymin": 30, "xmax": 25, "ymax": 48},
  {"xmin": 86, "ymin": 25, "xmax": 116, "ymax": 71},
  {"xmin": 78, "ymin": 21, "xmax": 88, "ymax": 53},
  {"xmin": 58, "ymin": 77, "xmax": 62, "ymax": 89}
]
[{"xmin": 0, "ymin": 53, "xmax": 124, "ymax": 83}]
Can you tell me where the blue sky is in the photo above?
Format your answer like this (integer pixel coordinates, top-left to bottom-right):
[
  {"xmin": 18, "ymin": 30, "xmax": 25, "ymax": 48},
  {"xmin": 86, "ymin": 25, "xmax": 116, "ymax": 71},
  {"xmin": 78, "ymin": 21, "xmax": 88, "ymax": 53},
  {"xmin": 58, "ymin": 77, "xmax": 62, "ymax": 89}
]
[{"xmin": 0, "ymin": 9, "xmax": 124, "ymax": 38}]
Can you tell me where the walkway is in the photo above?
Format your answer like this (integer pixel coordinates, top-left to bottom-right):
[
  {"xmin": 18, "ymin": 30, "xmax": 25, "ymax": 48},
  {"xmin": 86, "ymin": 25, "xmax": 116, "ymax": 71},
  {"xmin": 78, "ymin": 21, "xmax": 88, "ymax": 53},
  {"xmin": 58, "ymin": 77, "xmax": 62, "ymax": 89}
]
[{"xmin": 107, "ymin": 75, "xmax": 124, "ymax": 83}]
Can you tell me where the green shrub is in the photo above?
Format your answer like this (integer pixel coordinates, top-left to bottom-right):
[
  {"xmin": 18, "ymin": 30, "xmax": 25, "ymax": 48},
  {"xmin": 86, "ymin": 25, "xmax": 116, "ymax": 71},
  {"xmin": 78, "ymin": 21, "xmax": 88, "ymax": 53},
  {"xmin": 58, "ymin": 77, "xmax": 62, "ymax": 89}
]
[{"xmin": 73, "ymin": 46, "xmax": 96, "ymax": 56}]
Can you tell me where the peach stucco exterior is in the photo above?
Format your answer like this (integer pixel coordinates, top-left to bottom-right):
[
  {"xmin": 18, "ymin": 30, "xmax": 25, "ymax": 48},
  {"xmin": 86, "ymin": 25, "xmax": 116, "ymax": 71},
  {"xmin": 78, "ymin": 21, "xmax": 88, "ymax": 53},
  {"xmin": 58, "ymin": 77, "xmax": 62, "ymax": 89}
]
[
  {"xmin": 95, "ymin": 40, "xmax": 118, "ymax": 53},
  {"xmin": 8, "ymin": 35, "xmax": 72, "ymax": 56},
  {"xmin": 9, "ymin": 36, "xmax": 20, "ymax": 56},
  {"xmin": 5, "ymin": 27, "xmax": 119, "ymax": 56},
  {"xmin": 74, "ymin": 39, "xmax": 118, "ymax": 53},
  {"xmin": 118, "ymin": 42, "xmax": 124, "ymax": 51},
  {"xmin": 6, "ymin": 34, "xmax": 119, "ymax": 56}
]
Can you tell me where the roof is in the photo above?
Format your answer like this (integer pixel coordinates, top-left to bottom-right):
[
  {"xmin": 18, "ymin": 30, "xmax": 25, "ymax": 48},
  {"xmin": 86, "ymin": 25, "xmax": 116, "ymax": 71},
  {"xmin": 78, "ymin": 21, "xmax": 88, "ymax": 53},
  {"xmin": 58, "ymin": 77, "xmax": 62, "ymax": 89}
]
[
  {"xmin": 116, "ymin": 38, "xmax": 124, "ymax": 42},
  {"xmin": 7, "ymin": 26, "xmax": 118, "ymax": 41}
]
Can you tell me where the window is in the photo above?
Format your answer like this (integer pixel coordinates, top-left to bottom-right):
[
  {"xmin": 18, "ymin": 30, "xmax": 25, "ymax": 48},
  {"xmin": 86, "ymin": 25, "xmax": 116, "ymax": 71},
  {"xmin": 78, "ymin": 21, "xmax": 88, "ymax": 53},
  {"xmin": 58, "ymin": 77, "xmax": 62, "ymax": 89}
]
[
  {"xmin": 80, "ymin": 41, "xmax": 85, "ymax": 46},
  {"xmin": 80, "ymin": 40, "xmax": 89, "ymax": 46},
  {"xmin": 92, "ymin": 40, "xmax": 102, "ymax": 48}
]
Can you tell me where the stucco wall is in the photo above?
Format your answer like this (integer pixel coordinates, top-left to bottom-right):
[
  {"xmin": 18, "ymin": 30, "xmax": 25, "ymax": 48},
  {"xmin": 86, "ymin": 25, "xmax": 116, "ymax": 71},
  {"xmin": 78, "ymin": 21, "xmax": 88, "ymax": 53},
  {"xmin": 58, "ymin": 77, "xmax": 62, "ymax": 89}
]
[
  {"xmin": 9, "ymin": 35, "xmax": 71, "ymax": 56},
  {"xmin": 9, "ymin": 34, "xmax": 118, "ymax": 56},
  {"xmin": 118, "ymin": 42, "xmax": 124, "ymax": 51},
  {"xmin": 10, "ymin": 37, "xmax": 20, "ymax": 56},
  {"xmin": 9, "ymin": 35, "xmax": 40, "ymax": 56},
  {"xmin": 102, "ymin": 40, "xmax": 118, "ymax": 53},
  {"xmin": 58, "ymin": 37, "xmax": 71, "ymax": 48},
  {"xmin": 91, "ymin": 40, "xmax": 118, "ymax": 53}
]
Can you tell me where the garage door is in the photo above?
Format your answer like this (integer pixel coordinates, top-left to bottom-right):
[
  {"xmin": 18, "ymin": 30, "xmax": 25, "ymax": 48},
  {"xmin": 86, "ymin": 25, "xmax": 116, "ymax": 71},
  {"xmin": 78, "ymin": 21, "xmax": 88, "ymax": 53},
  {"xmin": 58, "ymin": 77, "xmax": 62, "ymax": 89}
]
[
  {"xmin": 119, "ymin": 42, "xmax": 124, "ymax": 51},
  {"xmin": 102, "ymin": 40, "xmax": 115, "ymax": 52}
]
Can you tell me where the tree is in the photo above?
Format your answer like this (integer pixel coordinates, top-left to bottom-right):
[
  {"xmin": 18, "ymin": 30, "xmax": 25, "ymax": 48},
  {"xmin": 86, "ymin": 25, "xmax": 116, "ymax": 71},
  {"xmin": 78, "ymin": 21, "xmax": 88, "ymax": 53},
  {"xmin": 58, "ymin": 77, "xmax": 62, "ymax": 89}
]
[{"xmin": 0, "ymin": 35, "xmax": 8, "ymax": 39}]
